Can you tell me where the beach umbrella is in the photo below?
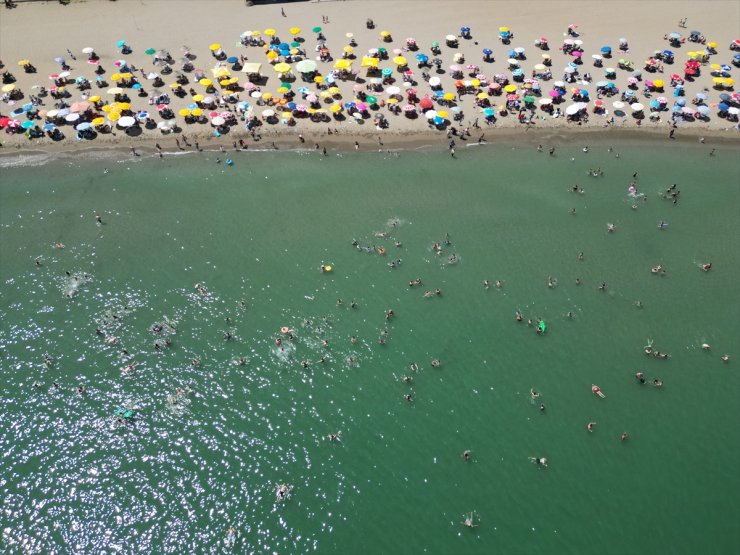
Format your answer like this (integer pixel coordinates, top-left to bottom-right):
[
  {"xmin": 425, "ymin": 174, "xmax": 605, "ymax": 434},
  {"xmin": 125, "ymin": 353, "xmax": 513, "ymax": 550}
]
[
  {"xmin": 21, "ymin": 120, "xmax": 35, "ymax": 129},
  {"xmin": 137, "ymin": 111, "xmax": 150, "ymax": 120},
  {"xmin": 416, "ymin": 53, "xmax": 429, "ymax": 63},
  {"xmin": 503, "ymin": 84, "xmax": 517, "ymax": 93},
  {"xmin": 209, "ymin": 43, "xmax": 221, "ymax": 51},
  {"xmin": 393, "ymin": 56, "xmax": 408, "ymax": 66},
  {"xmin": 419, "ymin": 97, "xmax": 433, "ymax": 110},
  {"xmin": 482, "ymin": 108, "xmax": 495, "ymax": 116},
  {"xmin": 612, "ymin": 101, "xmax": 625, "ymax": 109},
  {"xmin": 424, "ymin": 109, "xmax": 438, "ymax": 119},
  {"xmin": 107, "ymin": 111, "xmax": 121, "ymax": 121},
  {"xmin": 385, "ymin": 86, "xmax": 401, "ymax": 95},
  {"xmin": 75, "ymin": 122, "xmax": 92, "ymax": 131},
  {"xmin": 53, "ymin": 57, "xmax": 65, "ymax": 65},
  {"xmin": 296, "ymin": 60, "xmax": 317, "ymax": 73},
  {"xmin": 42, "ymin": 123, "xmax": 57, "ymax": 131},
  {"xmin": 64, "ymin": 113, "xmax": 80, "ymax": 122},
  {"xmin": 91, "ymin": 117, "xmax": 105, "ymax": 125},
  {"xmin": 144, "ymin": 48, "xmax": 156, "ymax": 55},
  {"xmin": 116, "ymin": 40, "xmax": 126, "ymax": 48},
  {"xmin": 1, "ymin": 84, "xmax": 16, "ymax": 92},
  {"xmin": 366, "ymin": 96, "xmax": 378, "ymax": 104},
  {"xmin": 631, "ymin": 103, "xmax": 644, "ymax": 112},
  {"xmin": 538, "ymin": 98, "xmax": 552, "ymax": 105},
  {"xmin": 211, "ymin": 116, "xmax": 225, "ymax": 126},
  {"xmin": 483, "ymin": 48, "xmax": 493, "ymax": 56},
  {"xmin": 428, "ymin": 76, "xmax": 441, "ymax": 87},
  {"xmin": 264, "ymin": 29, "xmax": 277, "ymax": 37},
  {"xmin": 179, "ymin": 108, "xmax": 191, "ymax": 117},
  {"xmin": 312, "ymin": 26, "xmax": 322, "ymax": 33},
  {"xmin": 118, "ymin": 116, "xmax": 136, "ymax": 127}
]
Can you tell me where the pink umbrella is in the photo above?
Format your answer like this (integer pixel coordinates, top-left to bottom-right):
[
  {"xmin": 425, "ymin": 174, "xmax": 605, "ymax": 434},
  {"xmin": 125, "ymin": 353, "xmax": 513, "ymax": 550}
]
[
  {"xmin": 572, "ymin": 51, "xmax": 582, "ymax": 57},
  {"xmin": 594, "ymin": 99, "xmax": 604, "ymax": 107},
  {"xmin": 403, "ymin": 104, "xmax": 416, "ymax": 112},
  {"xmin": 548, "ymin": 89, "xmax": 560, "ymax": 97},
  {"xmin": 49, "ymin": 74, "xmax": 59, "ymax": 80},
  {"xmin": 114, "ymin": 60, "xmax": 125, "ymax": 67},
  {"xmin": 476, "ymin": 74, "xmax": 487, "ymax": 81},
  {"xmin": 87, "ymin": 59, "xmax": 99, "ymax": 65},
  {"xmin": 657, "ymin": 97, "xmax": 668, "ymax": 103},
  {"xmin": 393, "ymin": 48, "xmax": 403, "ymax": 55},
  {"xmin": 489, "ymin": 82, "xmax": 501, "ymax": 89},
  {"xmin": 403, "ymin": 70, "xmax": 414, "ymax": 76},
  {"xmin": 466, "ymin": 64, "xmax": 478, "ymax": 70},
  {"xmin": 306, "ymin": 94, "xmax": 318, "ymax": 103},
  {"xmin": 681, "ymin": 106, "xmax": 695, "ymax": 114},
  {"xmin": 506, "ymin": 94, "xmax": 519, "ymax": 100},
  {"xmin": 157, "ymin": 104, "xmax": 168, "ymax": 111},
  {"xmin": 356, "ymin": 102, "xmax": 368, "ymax": 111},
  {"xmin": 353, "ymin": 84, "xmax": 364, "ymax": 92},
  {"xmin": 368, "ymin": 48, "xmax": 378, "ymax": 55},
  {"xmin": 644, "ymin": 80, "xmax": 654, "ymax": 87},
  {"xmin": 627, "ymin": 77, "xmax": 638, "ymax": 84},
  {"xmin": 243, "ymin": 82, "xmax": 256, "ymax": 91},
  {"xmin": 449, "ymin": 65, "xmax": 461, "ymax": 72},
  {"xmin": 220, "ymin": 111, "xmax": 232, "ymax": 118},
  {"xmin": 7, "ymin": 119, "xmax": 21, "ymax": 128},
  {"xmin": 209, "ymin": 111, "xmax": 219, "ymax": 118},
  {"xmin": 296, "ymin": 104, "xmax": 308, "ymax": 111}
]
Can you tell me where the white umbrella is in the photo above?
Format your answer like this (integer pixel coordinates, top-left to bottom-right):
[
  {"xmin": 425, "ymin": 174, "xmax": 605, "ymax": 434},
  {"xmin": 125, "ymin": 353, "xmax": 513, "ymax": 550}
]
[
  {"xmin": 591, "ymin": 54, "xmax": 602, "ymax": 60},
  {"xmin": 82, "ymin": 47, "xmax": 95, "ymax": 54},
  {"xmin": 428, "ymin": 76, "xmax": 441, "ymax": 87},
  {"xmin": 538, "ymin": 98, "xmax": 552, "ymax": 105},
  {"xmin": 514, "ymin": 47, "xmax": 525, "ymax": 54},
  {"xmin": 250, "ymin": 91, "xmax": 262, "ymax": 98},
  {"xmin": 385, "ymin": 86, "xmax": 401, "ymax": 95},
  {"xmin": 612, "ymin": 101, "xmax": 625, "ymax": 109},
  {"xmin": 631, "ymin": 103, "xmax": 644, "ymax": 111},
  {"xmin": 424, "ymin": 110, "xmax": 438, "ymax": 119},
  {"xmin": 728, "ymin": 107, "xmax": 740, "ymax": 115},
  {"xmin": 262, "ymin": 109, "xmax": 275, "ymax": 117},
  {"xmin": 445, "ymin": 35, "xmax": 456, "ymax": 42},
  {"xmin": 146, "ymin": 72, "xmax": 159, "ymax": 80},
  {"xmin": 565, "ymin": 104, "xmax": 581, "ymax": 115},
  {"xmin": 563, "ymin": 66, "xmax": 576, "ymax": 74},
  {"xmin": 202, "ymin": 96, "xmax": 214, "ymax": 104},
  {"xmin": 64, "ymin": 113, "xmax": 80, "ymax": 122},
  {"xmin": 157, "ymin": 120, "xmax": 175, "ymax": 129},
  {"xmin": 118, "ymin": 116, "xmax": 136, "ymax": 127},
  {"xmin": 553, "ymin": 80, "xmax": 565, "ymax": 87},
  {"xmin": 211, "ymin": 116, "xmax": 225, "ymax": 125}
]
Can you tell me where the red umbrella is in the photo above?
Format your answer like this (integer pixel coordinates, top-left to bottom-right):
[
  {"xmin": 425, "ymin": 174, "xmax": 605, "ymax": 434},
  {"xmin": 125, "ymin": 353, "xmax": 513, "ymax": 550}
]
[
  {"xmin": 670, "ymin": 74, "xmax": 681, "ymax": 80},
  {"xmin": 684, "ymin": 68, "xmax": 697, "ymax": 75},
  {"xmin": 506, "ymin": 94, "xmax": 519, "ymax": 100},
  {"xmin": 157, "ymin": 103, "xmax": 168, "ymax": 111},
  {"xmin": 594, "ymin": 99, "xmax": 604, "ymax": 107},
  {"xmin": 419, "ymin": 97, "xmax": 433, "ymax": 110},
  {"xmin": 0, "ymin": 117, "xmax": 11, "ymax": 127},
  {"xmin": 406, "ymin": 89, "xmax": 417, "ymax": 96}
]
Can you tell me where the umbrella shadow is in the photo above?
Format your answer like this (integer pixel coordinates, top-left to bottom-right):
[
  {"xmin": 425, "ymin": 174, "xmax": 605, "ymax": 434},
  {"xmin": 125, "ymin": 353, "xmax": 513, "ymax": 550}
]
[{"xmin": 125, "ymin": 126, "xmax": 143, "ymax": 137}]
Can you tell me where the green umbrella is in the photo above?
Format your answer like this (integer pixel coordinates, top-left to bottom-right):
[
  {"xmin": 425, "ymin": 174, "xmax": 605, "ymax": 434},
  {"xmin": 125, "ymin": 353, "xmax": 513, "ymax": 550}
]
[
  {"xmin": 280, "ymin": 82, "xmax": 292, "ymax": 90},
  {"xmin": 312, "ymin": 26, "xmax": 322, "ymax": 33},
  {"xmin": 145, "ymin": 48, "xmax": 156, "ymax": 55},
  {"xmin": 524, "ymin": 96, "xmax": 535, "ymax": 103},
  {"xmin": 290, "ymin": 41, "xmax": 301, "ymax": 48},
  {"xmin": 431, "ymin": 41, "xmax": 440, "ymax": 48},
  {"xmin": 378, "ymin": 47, "xmax": 387, "ymax": 53},
  {"xmin": 366, "ymin": 96, "xmax": 377, "ymax": 104}
]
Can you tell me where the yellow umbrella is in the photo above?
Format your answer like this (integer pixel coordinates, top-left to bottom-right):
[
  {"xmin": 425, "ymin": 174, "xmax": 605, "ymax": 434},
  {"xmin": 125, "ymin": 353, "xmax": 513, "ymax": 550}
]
[
  {"xmin": 88, "ymin": 95, "xmax": 101, "ymax": 102},
  {"xmin": 108, "ymin": 111, "xmax": 121, "ymax": 121},
  {"xmin": 361, "ymin": 57, "xmax": 379, "ymax": 68},
  {"xmin": 471, "ymin": 79, "xmax": 481, "ymax": 87},
  {"xmin": 179, "ymin": 108, "xmax": 191, "ymax": 116},
  {"xmin": 477, "ymin": 92, "xmax": 488, "ymax": 99},
  {"xmin": 289, "ymin": 27, "xmax": 301, "ymax": 35},
  {"xmin": 380, "ymin": 31, "xmax": 391, "ymax": 38},
  {"xmin": 107, "ymin": 87, "xmax": 123, "ymax": 94},
  {"xmin": 191, "ymin": 108, "xmax": 203, "ymax": 116},
  {"xmin": 437, "ymin": 110, "xmax": 448, "ymax": 118},
  {"xmin": 274, "ymin": 62, "xmax": 291, "ymax": 73},
  {"xmin": 499, "ymin": 27, "xmax": 509, "ymax": 32},
  {"xmin": 169, "ymin": 83, "xmax": 182, "ymax": 89},
  {"xmin": 1, "ymin": 84, "xmax": 16, "ymax": 92},
  {"xmin": 329, "ymin": 86, "xmax": 341, "ymax": 95},
  {"xmin": 251, "ymin": 31, "xmax": 261, "ymax": 37},
  {"xmin": 110, "ymin": 73, "xmax": 122, "ymax": 81},
  {"xmin": 712, "ymin": 77, "xmax": 724, "ymax": 84},
  {"xmin": 199, "ymin": 78, "xmax": 213, "ymax": 86},
  {"xmin": 289, "ymin": 48, "xmax": 299, "ymax": 55},
  {"xmin": 334, "ymin": 59, "xmax": 352, "ymax": 70},
  {"xmin": 393, "ymin": 56, "xmax": 408, "ymax": 65},
  {"xmin": 653, "ymin": 79, "xmax": 664, "ymax": 88},
  {"xmin": 193, "ymin": 94, "xmax": 205, "ymax": 102},
  {"xmin": 266, "ymin": 51, "xmax": 278, "ymax": 60},
  {"xmin": 710, "ymin": 63, "xmax": 721, "ymax": 70},
  {"xmin": 17, "ymin": 59, "xmax": 30, "ymax": 66},
  {"xmin": 387, "ymin": 97, "xmax": 398, "ymax": 103},
  {"xmin": 212, "ymin": 66, "xmax": 230, "ymax": 79},
  {"xmin": 319, "ymin": 90, "xmax": 332, "ymax": 98},
  {"xmin": 101, "ymin": 104, "xmax": 112, "ymax": 112},
  {"xmin": 119, "ymin": 72, "xmax": 133, "ymax": 79},
  {"xmin": 262, "ymin": 92, "xmax": 273, "ymax": 100},
  {"xmin": 724, "ymin": 78, "xmax": 735, "ymax": 85},
  {"xmin": 279, "ymin": 86, "xmax": 291, "ymax": 94},
  {"xmin": 116, "ymin": 102, "xmax": 131, "ymax": 110},
  {"xmin": 329, "ymin": 103, "xmax": 342, "ymax": 112},
  {"xmin": 264, "ymin": 29, "xmax": 276, "ymax": 36},
  {"xmin": 708, "ymin": 41, "xmax": 717, "ymax": 48},
  {"xmin": 209, "ymin": 43, "xmax": 221, "ymax": 51},
  {"xmin": 91, "ymin": 117, "xmax": 105, "ymax": 125},
  {"xmin": 344, "ymin": 46, "xmax": 354, "ymax": 53},
  {"xmin": 443, "ymin": 92, "xmax": 455, "ymax": 101},
  {"xmin": 504, "ymin": 84, "xmax": 517, "ymax": 93}
]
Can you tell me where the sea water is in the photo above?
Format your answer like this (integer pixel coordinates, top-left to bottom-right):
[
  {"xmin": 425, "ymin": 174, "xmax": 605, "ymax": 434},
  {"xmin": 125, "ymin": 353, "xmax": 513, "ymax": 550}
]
[{"xmin": 1, "ymin": 140, "xmax": 738, "ymax": 554}]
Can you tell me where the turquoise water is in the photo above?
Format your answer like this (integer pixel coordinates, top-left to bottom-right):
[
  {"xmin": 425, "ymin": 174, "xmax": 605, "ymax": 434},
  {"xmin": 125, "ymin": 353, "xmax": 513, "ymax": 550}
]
[{"xmin": 1, "ymin": 140, "xmax": 739, "ymax": 554}]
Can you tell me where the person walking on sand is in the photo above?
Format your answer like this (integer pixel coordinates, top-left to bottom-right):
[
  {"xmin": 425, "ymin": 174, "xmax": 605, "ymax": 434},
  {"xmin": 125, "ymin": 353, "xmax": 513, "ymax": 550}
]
[{"xmin": 281, "ymin": 7, "xmax": 286, "ymax": 17}]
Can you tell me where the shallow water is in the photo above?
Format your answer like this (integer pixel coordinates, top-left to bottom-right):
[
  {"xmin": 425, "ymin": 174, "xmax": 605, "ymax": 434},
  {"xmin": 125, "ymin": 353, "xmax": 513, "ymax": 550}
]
[{"xmin": 1, "ymin": 140, "xmax": 739, "ymax": 554}]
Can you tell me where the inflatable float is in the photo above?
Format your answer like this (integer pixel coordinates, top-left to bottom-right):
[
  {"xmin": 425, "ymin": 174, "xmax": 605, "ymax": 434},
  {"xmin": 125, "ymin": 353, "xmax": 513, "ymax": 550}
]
[{"xmin": 591, "ymin": 384, "xmax": 605, "ymax": 398}]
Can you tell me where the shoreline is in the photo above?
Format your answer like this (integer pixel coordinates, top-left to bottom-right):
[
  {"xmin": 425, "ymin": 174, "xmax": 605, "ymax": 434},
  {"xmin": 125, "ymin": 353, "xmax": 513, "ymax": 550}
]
[{"xmin": 1, "ymin": 124, "xmax": 737, "ymax": 167}]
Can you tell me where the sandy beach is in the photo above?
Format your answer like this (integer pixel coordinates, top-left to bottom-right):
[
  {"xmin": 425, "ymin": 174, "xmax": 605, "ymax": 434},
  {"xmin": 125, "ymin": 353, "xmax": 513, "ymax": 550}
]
[{"xmin": 1, "ymin": 0, "xmax": 739, "ymax": 156}]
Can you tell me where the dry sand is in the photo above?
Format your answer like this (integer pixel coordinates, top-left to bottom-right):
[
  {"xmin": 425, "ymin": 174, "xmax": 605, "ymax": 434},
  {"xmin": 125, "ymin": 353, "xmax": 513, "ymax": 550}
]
[{"xmin": 0, "ymin": 0, "xmax": 738, "ymax": 156}]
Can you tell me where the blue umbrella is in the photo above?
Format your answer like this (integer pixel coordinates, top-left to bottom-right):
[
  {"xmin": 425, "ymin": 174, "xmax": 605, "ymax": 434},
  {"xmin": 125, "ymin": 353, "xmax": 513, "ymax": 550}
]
[
  {"xmin": 719, "ymin": 93, "xmax": 731, "ymax": 101},
  {"xmin": 433, "ymin": 90, "xmax": 444, "ymax": 97},
  {"xmin": 10, "ymin": 109, "xmax": 24, "ymax": 117},
  {"xmin": 344, "ymin": 102, "xmax": 356, "ymax": 108},
  {"xmin": 512, "ymin": 69, "xmax": 523, "ymax": 76},
  {"xmin": 697, "ymin": 105, "xmax": 711, "ymax": 115},
  {"xmin": 75, "ymin": 122, "xmax": 92, "ymax": 131},
  {"xmin": 649, "ymin": 99, "xmax": 660, "ymax": 109},
  {"xmin": 22, "ymin": 103, "xmax": 33, "ymax": 112},
  {"xmin": 116, "ymin": 40, "xmax": 126, "ymax": 48},
  {"xmin": 483, "ymin": 48, "xmax": 493, "ymax": 55},
  {"xmin": 624, "ymin": 90, "xmax": 634, "ymax": 97},
  {"xmin": 381, "ymin": 68, "xmax": 393, "ymax": 76},
  {"xmin": 227, "ymin": 56, "xmax": 238, "ymax": 63},
  {"xmin": 21, "ymin": 120, "xmax": 35, "ymax": 129},
  {"xmin": 268, "ymin": 44, "xmax": 279, "ymax": 51},
  {"xmin": 287, "ymin": 102, "xmax": 297, "ymax": 110},
  {"xmin": 662, "ymin": 50, "xmax": 673, "ymax": 57},
  {"xmin": 605, "ymin": 82, "xmax": 616, "ymax": 88},
  {"xmin": 297, "ymin": 86, "xmax": 310, "ymax": 94},
  {"xmin": 461, "ymin": 26, "xmax": 470, "ymax": 34},
  {"xmin": 137, "ymin": 111, "xmax": 149, "ymax": 119},
  {"xmin": 42, "ymin": 123, "xmax": 56, "ymax": 131},
  {"xmin": 695, "ymin": 92, "xmax": 707, "ymax": 100},
  {"xmin": 132, "ymin": 83, "xmax": 142, "ymax": 89},
  {"xmin": 483, "ymin": 108, "xmax": 495, "ymax": 116},
  {"xmin": 734, "ymin": 54, "xmax": 740, "ymax": 62},
  {"xmin": 279, "ymin": 43, "xmax": 290, "ymax": 50},
  {"xmin": 676, "ymin": 98, "xmax": 686, "ymax": 106},
  {"xmin": 415, "ymin": 53, "xmax": 429, "ymax": 62},
  {"xmin": 75, "ymin": 76, "xmax": 86, "ymax": 83},
  {"xmin": 672, "ymin": 105, "xmax": 681, "ymax": 112},
  {"xmin": 720, "ymin": 64, "xmax": 731, "ymax": 72},
  {"xmin": 433, "ymin": 115, "xmax": 444, "ymax": 125},
  {"xmin": 718, "ymin": 102, "xmax": 729, "ymax": 111},
  {"xmin": 579, "ymin": 89, "xmax": 589, "ymax": 96},
  {"xmin": 569, "ymin": 62, "xmax": 578, "ymax": 68},
  {"xmin": 507, "ymin": 49, "xmax": 516, "ymax": 58},
  {"xmin": 600, "ymin": 46, "xmax": 611, "ymax": 54},
  {"xmin": 188, "ymin": 103, "xmax": 198, "ymax": 110}
]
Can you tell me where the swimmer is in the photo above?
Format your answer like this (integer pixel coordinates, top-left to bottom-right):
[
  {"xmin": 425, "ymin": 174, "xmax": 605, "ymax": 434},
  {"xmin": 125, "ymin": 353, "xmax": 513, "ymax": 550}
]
[
  {"xmin": 301, "ymin": 360, "xmax": 309, "ymax": 369},
  {"xmin": 434, "ymin": 288, "xmax": 442, "ymax": 296},
  {"xmin": 540, "ymin": 403, "xmax": 546, "ymax": 412},
  {"xmin": 404, "ymin": 394, "xmax": 413, "ymax": 403},
  {"xmin": 401, "ymin": 375, "xmax": 413, "ymax": 383},
  {"xmin": 515, "ymin": 311, "xmax": 523, "ymax": 322},
  {"xmin": 462, "ymin": 450, "xmax": 471, "ymax": 461},
  {"xmin": 431, "ymin": 359, "xmax": 441, "ymax": 368},
  {"xmin": 337, "ymin": 298, "xmax": 343, "ymax": 305},
  {"xmin": 462, "ymin": 512, "xmax": 478, "ymax": 528},
  {"xmin": 653, "ymin": 379, "xmax": 663, "ymax": 387},
  {"xmin": 529, "ymin": 456, "xmax": 548, "ymax": 467},
  {"xmin": 547, "ymin": 275, "xmax": 557, "ymax": 288},
  {"xmin": 327, "ymin": 432, "xmax": 340, "ymax": 442},
  {"xmin": 587, "ymin": 422, "xmax": 596, "ymax": 432},
  {"xmin": 350, "ymin": 299, "xmax": 357, "ymax": 308},
  {"xmin": 565, "ymin": 311, "xmax": 573, "ymax": 319},
  {"xmin": 571, "ymin": 208, "xmax": 576, "ymax": 215},
  {"xmin": 607, "ymin": 223, "xmax": 616, "ymax": 233},
  {"xmin": 658, "ymin": 221, "xmax": 668, "ymax": 230},
  {"xmin": 701, "ymin": 262, "xmax": 712, "ymax": 272},
  {"xmin": 410, "ymin": 362, "xmax": 419, "ymax": 372},
  {"xmin": 537, "ymin": 144, "xmax": 543, "ymax": 152},
  {"xmin": 350, "ymin": 335, "xmax": 357, "ymax": 344},
  {"xmin": 103, "ymin": 168, "xmax": 109, "ymax": 174},
  {"xmin": 448, "ymin": 254, "xmax": 458, "ymax": 264},
  {"xmin": 530, "ymin": 389, "xmax": 540, "ymax": 400},
  {"xmin": 575, "ymin": 277, "xmax": 582, "ymax": 286},
  {"xmin": 54, "ymin": 242, "xmax": 65, "ymax": 249},
  {"xmin": 483, "ymin": 280, "xmax": 490, "ymax": 289},
  {"xmin": 599, "ymin": 281, "xmax": 606, "ymax": 291},
  {"xmin": 495, "ymin": 280, "xmax": 503, "ymax": 288},
  {"xmin": 424, "ymin": 290, "xmax": 433, "ymax": 298},
  {"xmin": 527, "ymin": 319, "xmax": 533, "ymax": 326},
  {"xmin": 702, "ymin": 343, "xmax": 711, "ymax": 350},
  {"xmin": 583, "ymin": 146, "xmax": 589, "ymax": 152},
  {"xmin": 577, "ymin": 252, "xmax": 584, "ymax": 260},
  {"xmin": 620, "ymin": 432, "xmax": 629, "ymax": 442},
  {"xmin": 635, "ymin": 372, "xmax": 646, "ymax": 384},
  {"xmin": 385, "ymin": 309, "xmax": 395, "ymax": 320},
  {"xmin": 721, "ymin": 355, "xmax": 731, "ymax": 363}
]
